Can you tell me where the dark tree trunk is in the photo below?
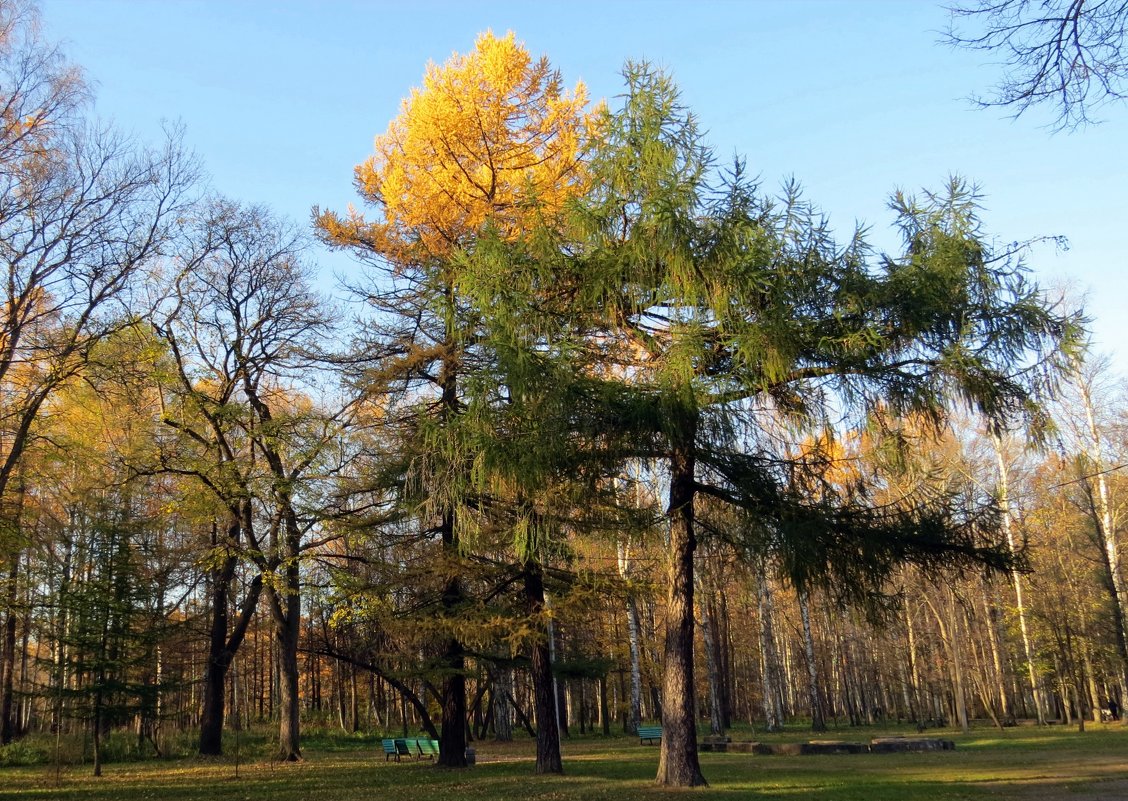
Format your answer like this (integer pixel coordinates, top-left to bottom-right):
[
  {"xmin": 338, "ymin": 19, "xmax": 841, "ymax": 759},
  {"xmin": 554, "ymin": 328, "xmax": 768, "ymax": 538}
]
[
  {"xmin": 656, "ymin": 418, "xmax": 707, "ymax": 787},
  {"xmin": 554, "ymin": 658, "xmax": 569, "ymax": 737},
  {"xmin": 434, "ymin": 342, "xmax": 469, "ymax": 767},
  {"xmin": 438, "ymin": 633, "xmax": 466, "ymax": 765},
  {"xmin": 92, "ymin": 704, "xmax": 103, "ymax": 777},
  {"xmin": 198, "ymin": 652, "xmax": 228, "ymax": 755},
  {"xmin": 1, "ymin": 483, "xmax": 25, "ymax": 745},
  {"xmin": 525, "ymin": 561, "xmax": 563, "ymax": 774},
  {"xmin": 509, "ymin": 690, "xmax": 537, "ymax": 738},
  {"xmin": 468, "ymin": 676, "xmax": 488, "ymax": 740},
  {"xmin": 350, "ymin": 664, "xmax": 360, "ymax": 732},
  {"xmin": 199, "ymin": 542, "xmax": 235, "ymax": 757},
  {"xmin": 269, "ymin": 507, "xmax": 303, "ymax": 762},
  {"xmin": 599, "ymin": 675, "xmax": 611, "ymax": 736},
  {"xmin": 438, "ymin": 505, "xmax": 468, "ymax": 767},
  {"xmin": 0, "ymin": 553, "xmax": 19, "ymax": 744},
  {"xmin": 199, "ymin": 518, "xmax": 262, "ymax": 757}
]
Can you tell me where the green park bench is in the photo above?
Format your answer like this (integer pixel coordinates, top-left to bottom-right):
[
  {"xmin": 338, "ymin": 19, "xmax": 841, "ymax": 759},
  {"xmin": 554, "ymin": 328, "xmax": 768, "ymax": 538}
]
[
  {"xmin": 638, "ymin": 725, "xmax": 662, "ymax": 744},
  {"xmin": 382, "ymin": 738, "xmax": 399, "ymax": 761},
  {"xmin": 388, "ymin": 737, "xmax": 439, "ymax": 761}
]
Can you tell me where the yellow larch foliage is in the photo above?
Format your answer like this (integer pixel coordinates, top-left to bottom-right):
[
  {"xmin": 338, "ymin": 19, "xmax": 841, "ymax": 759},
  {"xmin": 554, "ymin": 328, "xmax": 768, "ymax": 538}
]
[
  {"xmin": 797, "ymin": 431, "xmax": 863, "ymax": 492},
  {"xmin": 318, "ymin": 30, "xmax": 592, "ymax": 264}
]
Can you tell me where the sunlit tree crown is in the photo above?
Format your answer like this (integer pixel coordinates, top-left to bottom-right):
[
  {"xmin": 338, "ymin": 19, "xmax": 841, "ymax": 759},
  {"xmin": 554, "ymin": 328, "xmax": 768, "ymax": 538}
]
[{"xmin": 319, "ymin": 30, "xmax": 592, "ymax": 265}]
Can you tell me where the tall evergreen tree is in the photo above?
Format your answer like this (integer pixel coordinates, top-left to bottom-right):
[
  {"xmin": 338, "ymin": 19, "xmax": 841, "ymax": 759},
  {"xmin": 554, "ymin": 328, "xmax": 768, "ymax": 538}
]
[
  {"xmin": 316, "ymin": 31, "xmax": 590, "ymax": 769},
  {"xmin": 49, "ymin": 496, "xmax": 168, "ymax": 776},
  {"xmin": 538, "ymin": 64, "xmax": 1080, "ymax": 786}
]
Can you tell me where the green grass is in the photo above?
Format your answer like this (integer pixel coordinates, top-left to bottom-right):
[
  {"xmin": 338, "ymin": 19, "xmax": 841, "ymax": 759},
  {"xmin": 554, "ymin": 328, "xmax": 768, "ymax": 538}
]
[{"xmin": 3, "ymin": 722, "xmax": 1127, "ymax": 800}]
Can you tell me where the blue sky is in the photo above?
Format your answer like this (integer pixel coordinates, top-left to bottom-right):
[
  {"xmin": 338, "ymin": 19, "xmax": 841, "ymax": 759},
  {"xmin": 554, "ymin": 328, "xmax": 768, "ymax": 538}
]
[{"xmin": 40, "ymin": 0, "xmax": 1127, "ymax": 370}]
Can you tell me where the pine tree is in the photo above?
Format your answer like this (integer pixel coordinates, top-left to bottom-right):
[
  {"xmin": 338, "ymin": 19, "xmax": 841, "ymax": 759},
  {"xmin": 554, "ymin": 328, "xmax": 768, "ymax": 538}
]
[{"xmin": 49, "ymin": 499, "xmax": 167, "ymax": 776}]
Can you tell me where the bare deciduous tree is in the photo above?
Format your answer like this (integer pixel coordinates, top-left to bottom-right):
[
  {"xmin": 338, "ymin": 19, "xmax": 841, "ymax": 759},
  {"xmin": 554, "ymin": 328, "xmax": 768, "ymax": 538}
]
[
  {"xmin": 946, "ymin": 0, "xmax": 1128, "ymax": 130},
  {"xmin": 158, "ymin": 199, "xmax": 340, "ymax": 761}
]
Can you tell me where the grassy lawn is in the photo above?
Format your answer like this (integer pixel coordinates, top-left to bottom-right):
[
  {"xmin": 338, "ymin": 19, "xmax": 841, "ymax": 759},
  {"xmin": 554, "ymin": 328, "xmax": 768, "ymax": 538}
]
[{"xmin": 3, "ymin": 722, "xmax": 1127, "ymax": 800}]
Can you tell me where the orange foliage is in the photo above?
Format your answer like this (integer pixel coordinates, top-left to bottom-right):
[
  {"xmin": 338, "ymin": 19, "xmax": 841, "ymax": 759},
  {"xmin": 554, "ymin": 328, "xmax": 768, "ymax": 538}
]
[{"xmin": 318, "ymin": 30, "xmax": 592, "ymax": 264}]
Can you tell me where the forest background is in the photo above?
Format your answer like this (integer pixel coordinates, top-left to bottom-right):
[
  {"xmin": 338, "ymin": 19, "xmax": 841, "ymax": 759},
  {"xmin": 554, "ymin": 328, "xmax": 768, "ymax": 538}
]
[{"xmin": 2, "ymin": 0, "xmax": 1128, "ymax": 793}]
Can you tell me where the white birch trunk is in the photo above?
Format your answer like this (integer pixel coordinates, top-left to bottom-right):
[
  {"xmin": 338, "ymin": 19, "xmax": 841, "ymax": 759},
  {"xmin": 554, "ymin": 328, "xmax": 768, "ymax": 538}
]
[
  {"xmin": 993, "ymin": 431, "xmax": 1046, "ymax": 724},
  {"xmin": 755, "ymin": 563, "xmax": 783, "ymax": 731},
  {"xmin": 798, "ymin": 588, "xmax": 825, "ymax": 731},
  {"xmin": 1077, "ymin": 372, "xmax": 1128, "ymax": 711},
  {"xmin": 617, "ymin": 541, "xmax": 643, "ymax": 732}
]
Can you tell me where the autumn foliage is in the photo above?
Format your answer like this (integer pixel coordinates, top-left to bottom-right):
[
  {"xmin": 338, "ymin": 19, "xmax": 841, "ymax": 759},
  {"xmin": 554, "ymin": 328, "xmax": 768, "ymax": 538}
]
[{"xmin": 318, "ymin": 30, "xmax": 592, "ymax": 264}]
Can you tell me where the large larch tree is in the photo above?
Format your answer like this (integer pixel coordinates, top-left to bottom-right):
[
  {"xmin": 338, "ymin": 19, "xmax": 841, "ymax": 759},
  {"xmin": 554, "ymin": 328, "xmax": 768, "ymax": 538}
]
[
  {"xmin": 562, "ymin": 65, "xmax": 1080, "ymax": 786},
  {"xmin": 316, "ymin": 30, "xmax": 591, "ymax": 769}
]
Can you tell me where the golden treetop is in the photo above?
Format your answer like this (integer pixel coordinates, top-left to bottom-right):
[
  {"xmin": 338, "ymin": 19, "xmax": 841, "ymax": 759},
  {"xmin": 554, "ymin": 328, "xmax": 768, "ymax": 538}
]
[{"xmin": 318, "ymin": 31, "xmax": 592, "ymax": 264}]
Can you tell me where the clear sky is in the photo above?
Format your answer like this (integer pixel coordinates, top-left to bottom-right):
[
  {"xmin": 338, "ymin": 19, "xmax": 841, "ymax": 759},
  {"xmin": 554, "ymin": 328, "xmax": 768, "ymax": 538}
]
[{"xmin": 38, "ymin": 0, "xmax": 1128, "ymax": 371}]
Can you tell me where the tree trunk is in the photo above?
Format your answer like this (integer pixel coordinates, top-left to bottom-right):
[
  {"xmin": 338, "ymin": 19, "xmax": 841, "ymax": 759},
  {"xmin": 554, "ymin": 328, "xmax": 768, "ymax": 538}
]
[
  {"xmin": 699, "ymin": 584, "xmax": 724, "ymax": 737},
  {"xmin": 645, "ymin": 602, "xmax": 663, "ymax": 721},
  {"xmin": 199, "ymin": 515, "xmax": 262, "ymax": 757},
  {"xmin": 493, "ymin": 666, "xmax": 513, "ymax": 741},
  {"xmin": 524, "ymin": 561, "xmax": 562, "ymax": 773},
  {"xmin": 198, "ymin": 647, "xmax": 229, "ymax": 756},
  {"xmin": 618, "ymin": 542, "xmax": 643, "ymax": 735},
  {"xmin": 270, "ymin": 576, "xmax": 302, "ymax": 761},
  {"xmin": 433, "ymin": 622, "xmax": 464, "ymax": 767},
  {"xmin": 993, "ymin": 433, "xmax": 1047, "ymax": 724},
  {"xmin": 1080, "ymin": 637, "xmax": 1101, "ymax": 722},
  {"xmin": 438, "ymin": 506, "xmax": 468, "ymax": 767},
  {"xmin": 546, "ymin": 602, "xmax": 568, "ymax": 738},
  {"xmin": 0, "ymin": 552, "xmax": 19, "ymax": 744},
  {"xmin": 947, "ymin": 589, "xmax": 970, "ymax": 733},
  {"xmin": 798, "ymin": 588, "xmax": 826, "ymax": 732},
  {"xmin": 350, "ymin": 663, "xmax": 360, "ymax": 732},
  {"xmin": 92, "ymin": 702, "xmax": 103, "ymax": 777},
  {"xmin": 599, "ymin": 675, "xmax": 610, "ymax": 736},
  {"xmin": 199, "ymin": 542, "xmax": 235, "ymax": 757},
  {"xmin": 756, "ymin": 560, "xmax": 784, "ymax": 732},
  {"xmin": 926, "ymin": 590, "xmax": 969, "ymax": 732},
  {"xmin": 655, "ymin": 423, "xmax": 706, "ymax": 787},
  {"xmin": 717, "ymin": 593, "xmax": 734, "ymax": 729},
  {"xmin": 436, "ymin": 338, "xmax": 469, "ymax": 766},
  {"xmin": 905, "ymin": 602, "xmax": 922, "ymax": 723},
  {"xmin": 1076, "ymin": 378, "xmax": 1128, "ymax": 721},
  {"xmin": 981, "ymin": 577, "xmax": 1013, "ymax": 724}
]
